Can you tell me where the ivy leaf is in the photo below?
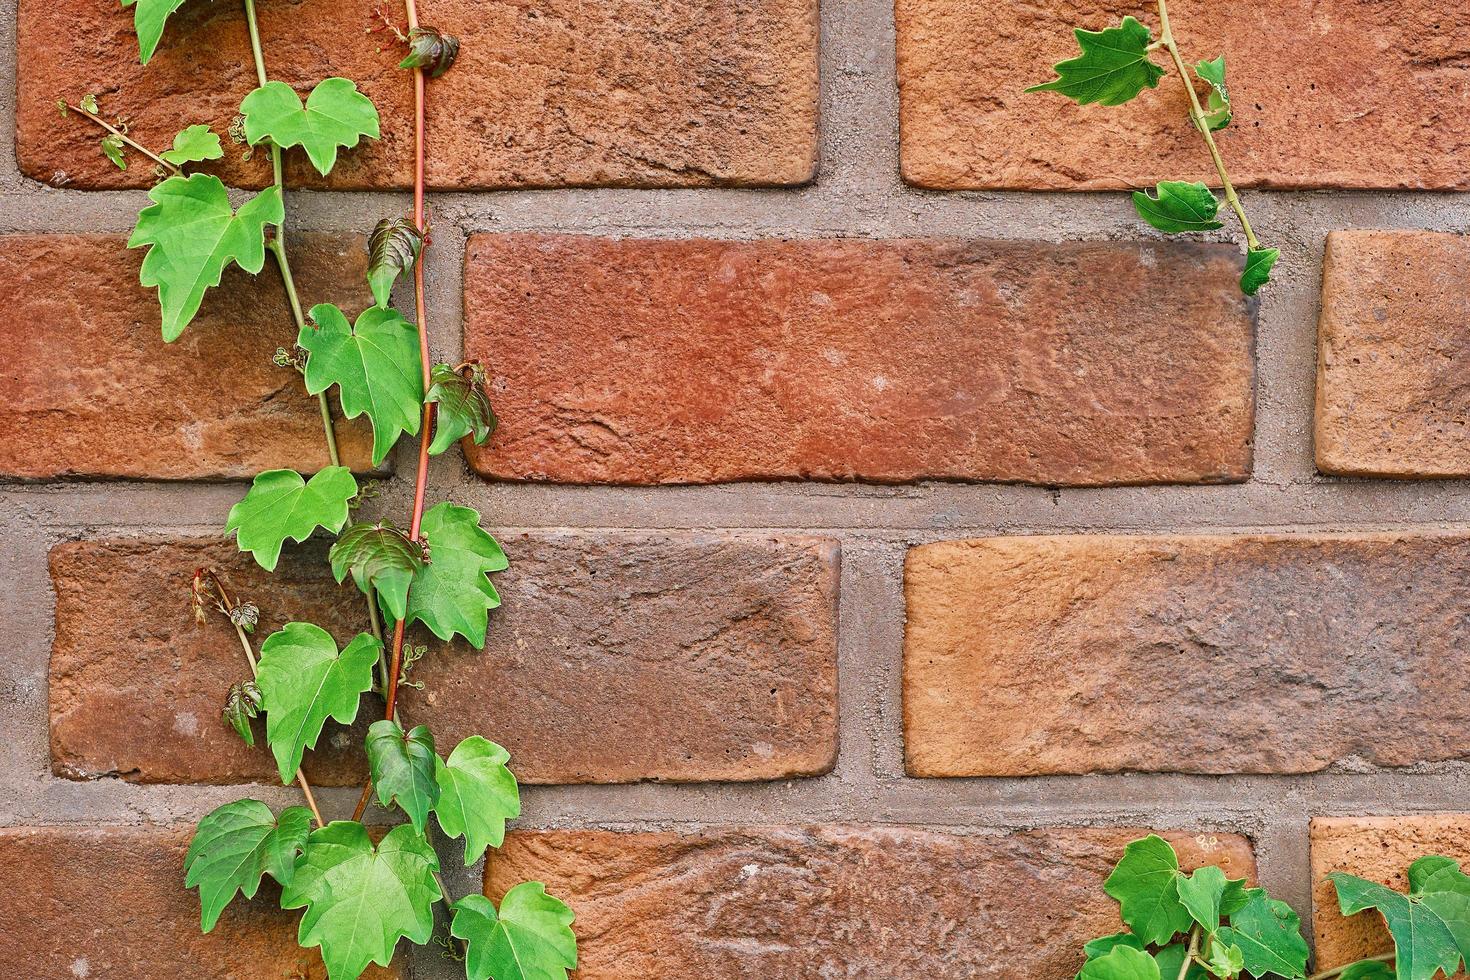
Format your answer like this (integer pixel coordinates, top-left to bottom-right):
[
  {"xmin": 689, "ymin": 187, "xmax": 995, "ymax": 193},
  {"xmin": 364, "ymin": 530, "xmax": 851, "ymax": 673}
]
[
  {"xmin": 1084, "ymin": 934, "xmax": 1146, "ymax": 959},
  {"xmin": 1195, "ymin": 56, "xmax": 1232, "ymax": 131},
  {"xmin": 1153, "ymin": 944, "xmax": 1209, "ymax": 980},
  {"xmin": 300, "ymin": 304, "xmax": 424, "ymax": 466},
  {"xmin": 399, "ymin": 26, "xmax": 460, "ymax": 78},
  {"xmin": 1338, "ymin": 963, "xmax": 1396, "ymax": 980},
  {"xmin": 223, "ymin": 680, "xmax": 263, "ymax": 746},
  {"xmin": 225, "ymin": 467, "xmax": 358, "ymax": 572},
  {"xmin": 1329, "ymin": 857, "xmax": 1470, "ymax": 980},
  {"xmin": 1104, "ymin": 835, "xmax": 1192, "ymax": 946},
  {"xmin": 256, "ymin": 623, "xmax": 380, "ymax": 783},
  {"xmin": 329, "ymin": 520, "xmax": 425, "ymax": 621},
  {"xmin": 1216, "ymin": 888, "xmax": 1310, "ymax": 979},
  {"xmin": 1025, "ymin": 17, "xmax": 1165, "ymax": 106},
  {"xmin": 401, "ymin": 502, "xmax": 508, "ymax": 647},
  {"xmin": 120, "ymin": 0, "xmax": 187, "ymax": 64},
  {"xmin": 1133, "ymin": 181, "xmax": 1223, "ymax": 233},
  {"xmin": 1241, "ymin": 247, "xmax": 1279, "ymax": 296},
  {"xmin": 240, "ymin": 78, "xmax": 380, "ymax": 176},
  {"xmin": 451, "ymin": 885, "xmax": 578, "ymax": 980},
  {"xmin": 282, "ymin": 822, "xmax": 441, "ymax": 980},
  {"xmin": 100, "ymin": 134, "xmax": 127, "ymax": 170},
  {"xmin": 435, "ymin": 736, "xmax": 521, "ymax": 865},
  {"xmin": 127, "ymin": 174, "xmax": 283, "ymax": 341},
  {"xmin": 367, "ymin": 217, "xmax": 423, "ymax": 308},
  {"xmin": 366, "ymin": 720, "xmax": 440, "ymax": 835},
  {"xmin": 160, "ymin": 124, "xmax": 224, "ymax": 166},
  {"xmin": 1203, "ymin": 943, "xmax": 1245, "ymax": 978},
  {"xmin": 184, "ymin": 800, "xmax": 312, "ymax": 932},
  {"xmin": 1079, "ymin": 946, "xmax": 1161, "ymax": 980},
  {"xmin": 427, "ymin": 362, "xmax": 498, "ymax": 455},
  {"xmin": 1177, "ymin": 864, "xmax": 1249, "ymax": 933}
]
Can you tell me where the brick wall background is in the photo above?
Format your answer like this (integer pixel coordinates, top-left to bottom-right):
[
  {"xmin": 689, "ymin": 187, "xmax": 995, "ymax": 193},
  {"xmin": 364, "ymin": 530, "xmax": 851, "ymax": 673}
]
[{"xmin": 1, "ymin": 0, "xmax": 1469, "ymax": 976}]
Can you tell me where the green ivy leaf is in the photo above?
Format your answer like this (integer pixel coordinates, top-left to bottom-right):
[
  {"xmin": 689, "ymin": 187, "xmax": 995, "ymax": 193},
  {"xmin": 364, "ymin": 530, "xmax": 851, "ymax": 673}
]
[
  {"xmin": 1084, "ymin": 934, "xmax": 1146, "ymax": 959},
  {"xmin": 240, "ymin": 78, "xmax": 380, "ymax": 176},
  {"xmin": 282, "ymin": 822, "xmax": 441, "ymax": 980},
  {"xmin": 1133, "ymin": 181, "xmax": 1223, "ymax": 233},
  {"xmin": 127, "ymin": 174, "xmax": 283, "ymax": 341},
  {"xmin": 300, "ymin": 304, "xmax": 424, "ymax": 466},
  {"xmin": 101, "ymin": 134, "xmax": 127, "ymax": 170},
  {"xmin": 1153, "ymin": 944, "xmax": 1208, "ymax": 980},
  {"xmin": 367, "ymin": 217, "xmax": 423, "ymax": 308},
  {"xmin": 1216, "ymin": 888, "xmax": 1310, "ymax": 979},
  {"xmin": 120, "ymin": 0, "xmax": 186, "ymax": 65},
  {"xmin": 1079, "ymin": 945, "xmax": 1161, "ymax": 980},
  {"xmin": 401, "ymin": 502, "xmax": 508, "ymax": 647},
  {"xmin": 435, "ymin": 736, "xmax": 521, "ymax": 865},
  {"xmin": 1195, "ymin": 56, "xmax": 1232, "ymax": 131},
  {"xmin": 257, "ymin": 623, "xmax": 380, "ymax": 783},
  {"xmin": 225, "ymin": 467, "xmax": 358, "ymax": 572},
  {"xmin": 160, "ymin": 124, "xmax": 224, "ymax": 166},
  {"xmin": 1338, "ymin": 962, "xmax": 1396, "ymax": 980},
  {"xmin": 329, "ymin": 520, "xmax": 425, "ymax": 621},
  {"xmin": 427, "ymin": 362, "xmax": 498, "ymax": 455},
  {"xmin": 451, "ymin": 885, "xmax": 578, "ymax": 980},
  {"xmin": 184, "ymin": 800, "xmax": 312, "ymax": 932},
  {"xmin": 366, "ymin": 720, "xmax": 440, "ymax": 835},
  {"xmin": 1177, "ymin": 864, "xmax": 1249, "ymax": 933},
  {"xmin": 1329, "ymin": 857, "xmax": 1470, "ymax": 980},
  {"xmin": 1025, "ymin": 17, "xmax": 1165, "ymax": 106},
  {"xmin": 1240, "ymin": 247, "xmax": 1279, "ymax": 296},
  {"xmin": 1203, "ymin": 942, "xmax": 1245, "ymax": 978},
  {"xmin": 1104, "ymin": 835, "xmax": 1192, "ymax": 946}
]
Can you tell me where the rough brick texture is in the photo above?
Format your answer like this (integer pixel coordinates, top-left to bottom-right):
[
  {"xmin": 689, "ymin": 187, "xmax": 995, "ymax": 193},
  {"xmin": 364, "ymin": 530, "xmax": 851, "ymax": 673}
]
[
  {"xmin": 1316, "ymin": 230, "xmax": 1470, "ymax": 478},
  {"xmin": 50, "ymin": 533, "xmax": 838, "ymax": 785},
  {"xmin": 0, "ymin": 826, "xmax": 403, "ymax": 979},
  {"xmin": 896, "ymin": 0, "xmax": 1470, "ymax": 190},
  {"xmin": 1310, "ymin": 815, "xmax": 1470, "ymax": 972},
  {"xmin": 487, "ymin": 826, "xmax": 1255, "ymax": 979},
  {"xmin": 904, "ymin": 533, "xmax": 1470, "ymax": 777},
  {"xmin": 19, "ymin": 0, "xmax": 817, "ymax": 190},
  {"xmin": 463, "ymin": 235, "xmax": 1255, "ymax": 486},
  {"xmin": 0, "ymin": 234, "xmax": 374, "ymax": 479}
]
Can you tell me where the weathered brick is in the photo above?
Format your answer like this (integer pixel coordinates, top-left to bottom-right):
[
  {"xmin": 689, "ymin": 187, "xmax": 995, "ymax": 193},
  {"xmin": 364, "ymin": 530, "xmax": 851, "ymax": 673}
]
[
  {"xmin": 1310, "ymin": 815, "xmax": 1470, "ymax": 972},
  {"xmin": 488, "ymin": 826, "xmax": 1255, "ymax": 979},
  {"xmin": 1316, "ymin": 231, "xmax": 1470, "ymax": 478},
  {"xmin": 0, "ymin": 234, "xmax": 374, "ymax": 479},
  {"xmin": 0, "ymin": 825, "xmax": 403, "ymax": 979},
  {"xmin": 897, "ymin": 0, "xmax": 1470, "ymax": 190},
  {"xmin": 50, "ymin": 533, "xmax": 838, "ymax": 785},
  {"xmin": 19, "ymin": 0, "xmax": 817, "ymax": 190},
  {"xmin": 904, "ymin": 533, "xmax": 1470, "ymax": 777},
  {"xmin": 463, "ymin": 235, "xmax": 1255, "ymax": 486}
]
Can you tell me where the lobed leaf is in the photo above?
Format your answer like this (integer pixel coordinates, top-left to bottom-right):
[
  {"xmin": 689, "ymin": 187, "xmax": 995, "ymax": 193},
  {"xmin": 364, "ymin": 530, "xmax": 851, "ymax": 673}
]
[
  {"xmin": 1078, "ymin": 945, "xmax": 1160, "ymax": 980},
  {"xmin": 240, "ymin": 78, "xmax": 380, "ymax": 176},
  {"xmin": 1329, "ymin": 857, "xmax": 1470, "ymax": 980},
  {"xmin": 1215, "ymin": 888, "xmax": 1310, "ymax": 979},
  {"xmin": 101, "ymin": 134, "xmax": 127, "ymax": 170},
  {"xmin": 452, "ymin": 884, "xmax": 578, "ymax": 980},
  {"xmin": 1240, "ymin": 247, "xmax": 1279, "ymax": 296},
  {"xmin": 435, "ymin": 735, "xmax": 521, "ymax": 865},
  {"xmin": 282, "ymin": 821, "xmax": 441, "ymax": 980},
  {"xmin": 1026, "ymin": 16, "xmax": 1165, "ymax": 107},
  {"xmin": 1194, "ymin": 56, "xmax": 1232, "ymax": 131},
  {"xmin": 426, "ymin": 362, "xmax": 498, "ymax": 455},
  {"xmin": 184, "ymin": 800, "xmax": 312, "ymax": 931},
  {"xmin": 367, "ymin": 217, "xmax": 423, "ymax": 308},
  {"xmin": 127, "ymin": 174, "xmax": 282, "ymax": 341},
  {"xmin": 225, "ymin": 467, "xmax": 358, "ymax": 572},
  {"xmin": 329, "ymin": 520, "xmax": 424, "ymax": 621},
  {"xmin": 1177, "ymin": 864, "xmax": 1249, "ymax": 933},
  {"xmin": 1133, "ymin": 181, "xmax": 1223, "ymax": 234},
  {"xmin": 120, "ymin": 0, "xmax": 187, "ymax": 65},
  {"xmin": 160, "ymin": 124, "xmax": 224, "ymax": 166},
  {"xmin": 400, "ymin": 502, "xmax": 508, "ymax": 647},
  {"xmin": 256, "ymin": 623, "xmax": 380, "ymax": 783},
  {"xmin": 365, "ymin": 720, "xmax": 440, "ymax": 835},
  {"xmin": 300, "ymin": 304, "xmax": 424, "ymax": 466},
  {"xmin": 1104, "ymin": 835, "xmax": 1191, "ymax": 946}
]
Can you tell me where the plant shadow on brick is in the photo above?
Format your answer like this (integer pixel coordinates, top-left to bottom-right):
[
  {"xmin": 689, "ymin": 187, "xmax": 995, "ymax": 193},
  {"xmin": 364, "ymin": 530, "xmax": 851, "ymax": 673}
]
[
  {"xmin": 1082, "ymin": 835, "xmax": 1467, "ymax": 980},
  {"xmin": 61, "ymin": 3, "xmax": 576, "ymax": 979},
  {"xmin": 1027, "ymin": 0, "xmax": 1279, "ymax": 296}
]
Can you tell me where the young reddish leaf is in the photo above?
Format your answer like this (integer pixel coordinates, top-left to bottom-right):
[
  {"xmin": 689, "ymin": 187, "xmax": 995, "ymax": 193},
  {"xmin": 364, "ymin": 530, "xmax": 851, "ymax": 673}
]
[
  {"xmin": 329, "ymin": 520, "xmax": 425, "ymax": 621},
  {"xmin": 426, "ymin": 362, "xmax": 498, "ymax": 455}
]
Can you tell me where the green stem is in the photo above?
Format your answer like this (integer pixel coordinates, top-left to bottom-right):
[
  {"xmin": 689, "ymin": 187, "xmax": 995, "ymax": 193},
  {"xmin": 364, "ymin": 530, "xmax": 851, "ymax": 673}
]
[
  {"xmin": 1154, "ymin": 0, "xmax": 1260, "ymax": 250},
  {"xmin": 1177, "ymin": 926, "xmax": 1199, "ymax": 980},
  {"xmin": 1307, "ymin": 953, "xmax": 1395, "ymax": 980}
]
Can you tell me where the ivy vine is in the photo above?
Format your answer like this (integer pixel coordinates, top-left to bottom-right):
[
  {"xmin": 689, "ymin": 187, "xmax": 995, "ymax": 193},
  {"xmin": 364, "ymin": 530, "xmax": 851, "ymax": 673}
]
[
  {"xmin": 66, "ymin": 2, "xmax": 576, "ymax": 978},
  {"xmin": 1027, "ymin": 0, "xmax": 1279, "ymax": 295}
]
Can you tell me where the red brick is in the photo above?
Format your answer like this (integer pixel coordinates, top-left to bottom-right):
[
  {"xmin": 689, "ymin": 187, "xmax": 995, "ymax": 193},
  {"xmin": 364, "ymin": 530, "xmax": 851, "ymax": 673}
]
[
  {"xmin": 19, "ymin": 0, "xmax": 817, "ymax": 190},
  {"xmin": 487, "ymin": 826, "xmax": 1256, "ymax": 979},
  {"xmin": 0, "ymin": 825, "xmax": 403, "ymax": 979},
  {"xmin": 463, "ymin": 235, "xmax": 1255, "ymax": 486},
  {"xmin": 904, "ymin": 533, "xmax": 1470, "ymax": 776},
  {"xmin": 1310, "ymin": 815, "xmax": 1470, "ymax": 972},
  {"xmin": 1316, "ymin": 231, "xmax": 1470, "ymax": 478},
  {"xmin": 50, "ymin": 533, "xmax": 838, "ymax": 785},
  {"xmin": 897, "ymin": 0, "xmax": 1470, "ymax": 190},
  {"xmin": 0, "ymin": 234, "xmax": 374, "ymax": 479}
]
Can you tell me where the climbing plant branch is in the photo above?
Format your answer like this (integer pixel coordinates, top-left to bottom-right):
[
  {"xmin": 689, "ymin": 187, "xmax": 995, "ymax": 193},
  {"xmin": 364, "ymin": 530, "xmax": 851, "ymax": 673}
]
[{"xmin": 1027, "ymin": 3, "xmax": 1280, "ymax": 295}]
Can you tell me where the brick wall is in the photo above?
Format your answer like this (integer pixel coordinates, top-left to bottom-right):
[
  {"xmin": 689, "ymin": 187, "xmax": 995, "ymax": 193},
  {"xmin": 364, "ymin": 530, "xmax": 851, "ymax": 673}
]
[{"xmin": 2, "ymin": 0, "xmax": 1469, "ymax": 977}]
